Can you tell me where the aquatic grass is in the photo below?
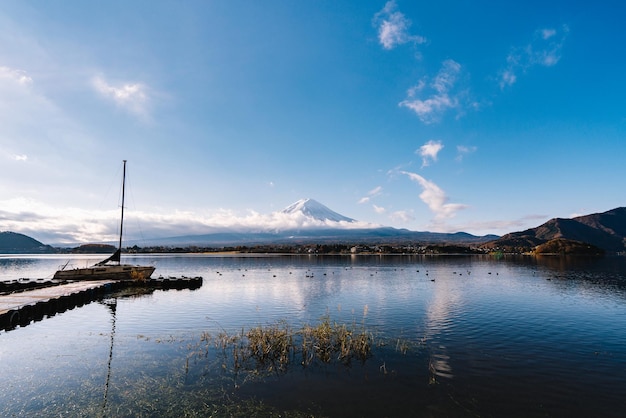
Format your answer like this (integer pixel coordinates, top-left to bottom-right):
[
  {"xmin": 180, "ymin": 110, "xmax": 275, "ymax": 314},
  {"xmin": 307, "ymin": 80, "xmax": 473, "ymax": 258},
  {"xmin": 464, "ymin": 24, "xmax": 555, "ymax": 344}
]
[
  {"xmin": 0, "ymin": 317, "xmax": 422, "ymax": 418},
  {"xmin": 200, "ymin": 315, "xmax": 375, "ymax": 379},
  {"xmin": 245, "ymin": 320, "xmax": 293, "ymax": 373},
  {"xmin": 300, "ymin": 316, "xmax": 373, "ymax": 365},
  {"xmin": 395, "ymin": 338, "xmax": 410, "ymax": 355},
  {"xmin": 77, "ymin": 315, "xmax": 424, "ymax": 417}
]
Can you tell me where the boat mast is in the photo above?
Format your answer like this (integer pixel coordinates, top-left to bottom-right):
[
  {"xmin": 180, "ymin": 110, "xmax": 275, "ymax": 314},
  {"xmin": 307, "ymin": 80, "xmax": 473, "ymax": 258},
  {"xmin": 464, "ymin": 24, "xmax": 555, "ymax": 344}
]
[{"xmin": 118, "ymin": 160, "xmax": 126, "ymax": 252}]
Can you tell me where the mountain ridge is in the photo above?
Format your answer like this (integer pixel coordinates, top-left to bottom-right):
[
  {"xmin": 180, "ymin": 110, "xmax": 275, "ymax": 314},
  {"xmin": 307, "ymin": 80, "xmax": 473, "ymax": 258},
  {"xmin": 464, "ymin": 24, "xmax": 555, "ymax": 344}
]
[
  {"xmin": 15, "ymin": 200, "xmax": 626, "ymax": 251},
  {"xmin": 0, "ymin": 231, "xmax": 55, "ymax": 253},
  {"xmin": 133, "ymin": 199, "xmax": 497, "ymax": 247},
  {"xmin": 483, "ymin": 207, "xmax": 626, "ymax": 253},
  {"xmin": 143, "ymin": 227, "xmax": 498, "ymax": 247}
]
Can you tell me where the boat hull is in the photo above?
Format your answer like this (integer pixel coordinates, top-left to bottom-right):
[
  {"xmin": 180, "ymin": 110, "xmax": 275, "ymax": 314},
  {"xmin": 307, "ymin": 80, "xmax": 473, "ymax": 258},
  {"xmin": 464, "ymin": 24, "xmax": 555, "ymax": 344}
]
[{"xmin": 53, "ymin": 264, "xmax": 155, "ymax": 281}]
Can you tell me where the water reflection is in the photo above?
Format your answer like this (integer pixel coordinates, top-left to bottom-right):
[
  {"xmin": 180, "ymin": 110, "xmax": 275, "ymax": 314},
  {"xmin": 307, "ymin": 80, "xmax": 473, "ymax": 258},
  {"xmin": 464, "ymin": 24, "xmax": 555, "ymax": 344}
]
[
  {"xmin": 1, "ymin": 255, "xmax": 626, "ymax": 417},
  {"xmin": 0, "ymin": 256, "xmax": 43, "ymax": 280},
  {"xmin": 423, "ymin": 275, "xmax": 461, "ymax": 381},
  {"xmin": 102, "ymin": 299, "xmax": 117, "ymax": 412}
]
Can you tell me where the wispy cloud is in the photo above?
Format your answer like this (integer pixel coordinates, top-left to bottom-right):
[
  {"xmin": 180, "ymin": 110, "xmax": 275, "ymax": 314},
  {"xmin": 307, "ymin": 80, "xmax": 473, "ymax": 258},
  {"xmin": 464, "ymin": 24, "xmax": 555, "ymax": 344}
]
[
  {"xmin": 417, "ymin": 140, "xmax": 444, "ymax": 167},
  {"xmin": 358, "ymin": 186, "xmax": 383, "ymax": 204},
  {"xmin": 401, "ymin": 171, "xmax": 468, "ymax": 220},
  {"xmin": 0, "ymin": 66, "xmax": 35, "ymax": 105},
  {"xmin": 92, "ymin": 75, "xmax": 151, "ymax": 118},
  {"xmin": 390, "ymin": 210, "xmax": 414, "ymax": 223},
  {"xmin": 541, "ymin": 28, "xmax": 557, "ymax": 40},
  {"xmin": 0, "ymin": 64, "xmax": 89, "ymax": 162},
  {"xmin": 0, "ymin": 66, "xmax": 33, "ymax": 85},
  {"xmin": 499, "ymin": 25, "xmax": 569, "ymax": 89},
  {"xmin": 373, "ymin": 204, "xmax": 386, "ymax": 214},
  {"xmin": 455, "ymin": 145, "xmax": 477, "ymax": 161},
  {"xmin": 373, "ymin": 0, "xmax": 426, "ymax": 50},
  {"xmin": 399, "ymin": 59, "xmax": 464, "ymax": 124},
  {"xmin": 453, "ymin": 213, "xmax": 547, "ymax": 236}
]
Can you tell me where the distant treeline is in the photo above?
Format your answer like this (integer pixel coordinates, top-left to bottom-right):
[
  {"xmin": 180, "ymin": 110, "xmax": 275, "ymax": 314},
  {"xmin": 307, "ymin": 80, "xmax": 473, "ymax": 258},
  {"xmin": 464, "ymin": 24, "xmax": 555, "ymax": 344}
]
[
  {"xmin": 123, "ymin": 243, "xmax": 488, "ymax": 255},
  {"xmin": 48, "ymin": 240, "xmax": 606, "ymax": 256}
]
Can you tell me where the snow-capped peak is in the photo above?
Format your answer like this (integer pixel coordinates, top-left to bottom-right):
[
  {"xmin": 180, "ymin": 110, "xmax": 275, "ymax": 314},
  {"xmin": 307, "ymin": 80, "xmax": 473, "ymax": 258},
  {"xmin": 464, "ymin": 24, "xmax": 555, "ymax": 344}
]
[{"xmin": 281, "ymin": 198, "xmax": 355, "ymax": 223}]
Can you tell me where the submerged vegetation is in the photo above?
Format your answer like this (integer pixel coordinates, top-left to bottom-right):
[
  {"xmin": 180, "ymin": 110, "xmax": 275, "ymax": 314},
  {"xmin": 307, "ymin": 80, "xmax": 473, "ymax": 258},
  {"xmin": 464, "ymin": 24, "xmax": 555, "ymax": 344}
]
[{"xmin": 82, "ymin": 315, "xmax": 420, "ymax": 417}]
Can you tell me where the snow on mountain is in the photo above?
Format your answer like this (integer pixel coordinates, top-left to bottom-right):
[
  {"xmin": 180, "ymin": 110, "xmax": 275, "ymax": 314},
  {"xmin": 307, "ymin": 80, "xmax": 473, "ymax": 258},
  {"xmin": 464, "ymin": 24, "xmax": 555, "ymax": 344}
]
[{"xmin": 281, "ymin": 198, "xmax": 355, "ymax": 223}]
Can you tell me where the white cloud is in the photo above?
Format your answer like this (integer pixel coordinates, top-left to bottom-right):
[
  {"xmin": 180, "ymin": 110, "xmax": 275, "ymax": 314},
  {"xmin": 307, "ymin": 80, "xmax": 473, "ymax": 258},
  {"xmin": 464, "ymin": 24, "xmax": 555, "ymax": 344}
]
[
  {"xmin": 399, "ymin": 59, "xmax": 463, "ymax": 124},
  {"xmin": 373, "ymin": 204, "xmax": 386, "ymax": 214},
  {"xmin": 0, "ymin": 66, "xmax": 33, "ymax": 85},
  {"xmin": 541, "ymin": 28, "xmax": 556, "ymax": 40},
  {"xmin": 0, "ymin": 66, "xmax": 35, "ymax": 105},
  {"xmin": 0, "ymin": 198, "xmax": 380, "ymax": 244},
  {"xmin": 0, "ymin": 64, "xmax": 90, "ymax": 164},
  {"xmin": 373, "ymin": 1, "xmax": 426, "ymax": 50},
  {"xmin": 432, "ymin": 60, "xmax": 461, "ymax": 93},
  {"xmin": 455, "ymin": 145, "xmax": 477, "ymax": 161},
  {"xmin": 400, "ymin": 171, "xmax": 468, "ymax": 220},
  {"xmin": 417, "ymin": 140, "xmax": 444, "ymax": 167},
  {"xmin": 499, "ymin": 25, "xmax": 569, "ymax": 89},
  {"xmin": 390, "ymin": 210, "xmax": 414, "ymax": 223},
  {"xmin": 358, "ymin": 186, "xmax": 383, "ymax": 204},
  {"xmin": 92, "ymin": 75, "xmax": 150, "ymax": 118},
  {"xmin": 369, "ymin": 185, "xmax": 383, "ymax": 196},
  {"xmin": 452, "ymin": 213, "xmax": 547, "ymax": 236},
  {"xmin": 400, "ymin": 95, "xmax": 456, "ymax": 124},
  {"xmin": 499, "ymin": 70, "xmax": 517, "ymax": 88}
]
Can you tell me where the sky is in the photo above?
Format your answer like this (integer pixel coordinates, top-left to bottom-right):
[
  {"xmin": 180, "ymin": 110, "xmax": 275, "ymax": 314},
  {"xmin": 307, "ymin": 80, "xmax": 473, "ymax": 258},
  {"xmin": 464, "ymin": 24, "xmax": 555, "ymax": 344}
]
[{"xmin": 1, "ymin": 0, "xmax": 625, "ymax": 244}]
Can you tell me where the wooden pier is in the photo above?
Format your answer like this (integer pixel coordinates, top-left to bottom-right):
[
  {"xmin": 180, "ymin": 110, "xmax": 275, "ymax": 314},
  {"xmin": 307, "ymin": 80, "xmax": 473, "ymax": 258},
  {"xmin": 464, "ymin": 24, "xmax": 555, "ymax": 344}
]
[{"xmin": 0, "ymin": 276, "xmax": 203, "ymax": 331}]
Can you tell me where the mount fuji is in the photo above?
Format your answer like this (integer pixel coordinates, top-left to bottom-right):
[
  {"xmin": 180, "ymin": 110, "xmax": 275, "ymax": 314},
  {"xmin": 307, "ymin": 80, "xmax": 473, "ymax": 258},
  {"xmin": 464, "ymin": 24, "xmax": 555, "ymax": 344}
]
[
  {"xmin": 139, "ymin": 198, "xmax": 498, "ymax": 247},
  {"xmin": 281, "ymin": 198, "xmax": 355, "ymax": 223}
]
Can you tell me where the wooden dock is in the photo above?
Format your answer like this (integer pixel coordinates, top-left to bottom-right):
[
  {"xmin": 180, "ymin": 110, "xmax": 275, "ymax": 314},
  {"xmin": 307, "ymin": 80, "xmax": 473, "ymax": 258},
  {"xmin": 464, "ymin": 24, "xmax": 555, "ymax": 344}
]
[{"xmin": 0, "ymin": 276, "xmax": 202, "ymax": 331}]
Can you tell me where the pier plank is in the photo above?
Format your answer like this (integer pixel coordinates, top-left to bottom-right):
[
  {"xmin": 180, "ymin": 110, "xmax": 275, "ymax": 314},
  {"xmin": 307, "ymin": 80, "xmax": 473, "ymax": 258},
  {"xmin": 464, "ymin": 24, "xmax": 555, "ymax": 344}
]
[
  {"xmin": 1, "ymin": 276, "xmax": 202, "ymax": 330},
  {"xmin": 0, "ymin": 280, "xmax": 115, "ymax": 316}
]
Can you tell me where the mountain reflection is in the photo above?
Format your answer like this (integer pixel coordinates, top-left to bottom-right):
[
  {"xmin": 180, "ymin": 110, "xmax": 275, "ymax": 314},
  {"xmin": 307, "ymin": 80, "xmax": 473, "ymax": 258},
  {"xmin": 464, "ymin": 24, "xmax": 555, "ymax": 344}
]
[{"xmin": 423, "ymin": 273, "xmax": 463, "ymax": 381}]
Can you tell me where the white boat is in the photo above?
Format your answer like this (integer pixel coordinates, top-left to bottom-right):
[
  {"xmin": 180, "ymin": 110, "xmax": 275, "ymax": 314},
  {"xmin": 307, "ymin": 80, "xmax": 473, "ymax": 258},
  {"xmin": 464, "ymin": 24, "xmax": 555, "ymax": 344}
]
[{"xmin": 54, "ymin": 161, "xmax": 155, "ymax": 281}]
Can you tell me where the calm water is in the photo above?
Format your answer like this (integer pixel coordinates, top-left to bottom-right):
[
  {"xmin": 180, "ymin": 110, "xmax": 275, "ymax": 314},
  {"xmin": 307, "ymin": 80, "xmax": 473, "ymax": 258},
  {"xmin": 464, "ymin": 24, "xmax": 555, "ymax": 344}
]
[{"xmin": 1, "ymin": 254, "xmax": 625, "ymax": 417}]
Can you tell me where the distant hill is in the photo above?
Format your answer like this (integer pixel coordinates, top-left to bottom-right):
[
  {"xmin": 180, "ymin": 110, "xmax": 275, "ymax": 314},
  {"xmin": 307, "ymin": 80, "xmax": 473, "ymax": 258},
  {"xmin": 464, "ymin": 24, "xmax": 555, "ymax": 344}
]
[
  {"xmin": 534, "ymin": 239, "xmax": 605, "ymax": 255},
  {"xmin": 70, "ymin": 243, "xmax": 117, "ymax": 254},
  {"xmin": 0, "ymin": 231, "xmax": 55, "ymax": 254},
  {"xmin": 118, "ymin": 198, "xmax": 495, "ymax": 247},
  {"xmin": 482, "ymin": 207, "xmax": 626, "ymax": 253},
  {"xmin": 134, "ymin": 198, "xmax": 498, "ymax": 247},
  {"xmin": 145, "ymin": 227, "xmax": 499, "ymax": 247},
  {"xmin": 13, "ymin": 198, "xmax": 499, "ymax": 250}
]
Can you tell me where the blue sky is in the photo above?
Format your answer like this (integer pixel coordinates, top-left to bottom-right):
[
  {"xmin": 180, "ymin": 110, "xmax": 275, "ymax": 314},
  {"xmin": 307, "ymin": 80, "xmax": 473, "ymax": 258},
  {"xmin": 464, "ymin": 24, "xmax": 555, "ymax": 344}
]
[{"xmin": 1, "ymin": 0, "xmax": 625, "ymax": 244}]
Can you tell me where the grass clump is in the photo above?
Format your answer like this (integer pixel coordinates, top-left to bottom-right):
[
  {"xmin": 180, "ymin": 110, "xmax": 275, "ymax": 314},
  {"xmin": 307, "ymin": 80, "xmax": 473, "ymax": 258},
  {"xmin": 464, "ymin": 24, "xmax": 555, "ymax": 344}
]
[
  {"xmin": 300, "ymin": 316, "xmax": 371, "ymax": 366},
  {"xmin": 204, "ymin": 316, "xmax": 373, "ymax": 377},
  {"xmin": 246, "ymin": 320, "xmax": 293, "ymax": 373}
]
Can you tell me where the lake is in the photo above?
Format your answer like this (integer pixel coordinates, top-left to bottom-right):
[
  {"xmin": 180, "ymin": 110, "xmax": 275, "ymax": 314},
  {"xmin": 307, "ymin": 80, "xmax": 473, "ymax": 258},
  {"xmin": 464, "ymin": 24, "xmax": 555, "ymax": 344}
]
[{"xmin": 1, "ymin": 254, "xmax": 625, "ymax": 417}]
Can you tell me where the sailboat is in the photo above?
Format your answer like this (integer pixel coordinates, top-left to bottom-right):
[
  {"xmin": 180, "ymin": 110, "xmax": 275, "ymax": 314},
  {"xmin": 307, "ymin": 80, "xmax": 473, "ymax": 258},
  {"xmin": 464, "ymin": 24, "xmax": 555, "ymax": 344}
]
[{"xmin": 54, "ymin": 160, "xmax": 156, "ymax": 281}]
